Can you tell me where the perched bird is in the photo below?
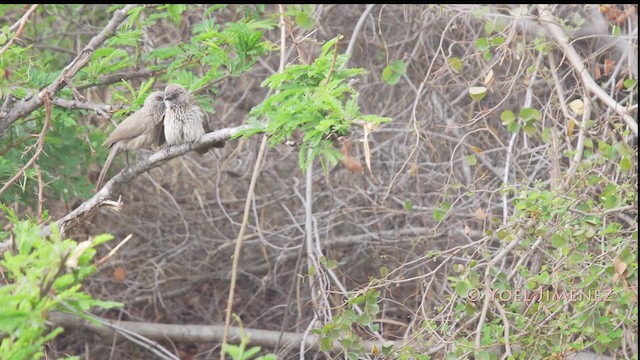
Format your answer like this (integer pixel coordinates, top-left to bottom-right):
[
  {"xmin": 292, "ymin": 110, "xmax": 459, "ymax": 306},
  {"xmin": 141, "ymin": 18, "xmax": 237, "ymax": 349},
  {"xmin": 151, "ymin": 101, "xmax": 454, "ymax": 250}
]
[
  {"xmin": 95, "ymin": 91, "xmax": 166, "ymax": 190},
  {"xmin": 162, "ymin": 83, "xmax": 224, "ymax": 153}
]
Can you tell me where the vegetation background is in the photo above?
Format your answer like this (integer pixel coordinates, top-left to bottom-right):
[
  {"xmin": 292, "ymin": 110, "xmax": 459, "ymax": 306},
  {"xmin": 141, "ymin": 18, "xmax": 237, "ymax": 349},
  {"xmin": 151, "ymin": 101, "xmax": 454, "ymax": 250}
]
[{"xmin": 0, "ymin": 4, "xmax": 637, "ymax": 360}]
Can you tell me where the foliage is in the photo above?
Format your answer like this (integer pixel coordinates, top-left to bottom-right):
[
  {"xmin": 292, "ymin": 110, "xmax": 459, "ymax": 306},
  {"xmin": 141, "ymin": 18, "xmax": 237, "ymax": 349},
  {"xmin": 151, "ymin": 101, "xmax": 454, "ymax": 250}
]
[
  {"xmin": 237, "ymin": 35, "xmax": 391, "ymax": 171},
  {"xmin": 0, "ymin": 206, "xmax": 121, "ymax": 359},
  {"xmin": 222, "ymin": 326, "xmax": 277, "ymax": 360},
  {"xmin": 0, "ymin": 4, "xmax": 276, "ymax": 206}
]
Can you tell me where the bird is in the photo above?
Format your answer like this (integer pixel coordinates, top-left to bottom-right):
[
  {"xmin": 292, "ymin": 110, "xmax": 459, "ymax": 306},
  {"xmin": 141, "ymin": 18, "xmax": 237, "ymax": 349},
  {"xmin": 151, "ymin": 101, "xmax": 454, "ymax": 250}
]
[
  {"xmin": 162, "ymin": 83, "xmax": 224, "ymax": 154},
  {"xmin": 95, "ymin": 91, "xmax": 166, "ymax": 190}
]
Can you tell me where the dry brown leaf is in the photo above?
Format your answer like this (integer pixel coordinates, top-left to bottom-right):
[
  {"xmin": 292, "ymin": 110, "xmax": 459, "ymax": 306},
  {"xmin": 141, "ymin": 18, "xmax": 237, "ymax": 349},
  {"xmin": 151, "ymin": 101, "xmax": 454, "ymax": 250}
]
[
  {"xmin": 464, "ymin": 223, "xmax": 472, "ymax": 236},
  {"xmin": 614, "ymin": 256, "xmax": 627, "ymax": 277},
  {"xmin": 112, "ymin": 266, "xmax": 127, "ymax": 283},
  {"xmin": 341, "ymin": 155, "xmax": 364, "ymax": 173},
  {"xmin": 604, "ymin": 59, "xmax": 614, "ymax": 76},
  {"xmin": 595, "ymin": 65, "xmax": 601, "ymax": 80},
  {"xmin": 469, "ymin": 145, "xmax": 483, "ymax": 154},
  {"xmin": 409, "ymin": 163, "xmax": 418, "ymax": 177},
  {"xmin": 338, "ymin": 136, "xmax": 352, "ymax": 155},
  {"xmin": 475, "ymin": 208, "xmax": 487, "ymax": 221}
]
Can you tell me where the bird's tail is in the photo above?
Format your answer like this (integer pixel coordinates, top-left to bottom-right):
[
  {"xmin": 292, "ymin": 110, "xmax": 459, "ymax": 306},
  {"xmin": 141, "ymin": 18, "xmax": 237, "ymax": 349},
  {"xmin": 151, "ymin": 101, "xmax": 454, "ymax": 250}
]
[{"xmin": 96, "ymin": 143, "xmax": 120, "ymax": 191}]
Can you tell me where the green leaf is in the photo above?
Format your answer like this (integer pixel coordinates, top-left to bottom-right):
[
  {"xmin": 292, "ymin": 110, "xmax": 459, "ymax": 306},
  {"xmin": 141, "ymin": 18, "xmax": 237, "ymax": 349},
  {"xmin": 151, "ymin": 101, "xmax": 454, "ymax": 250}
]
[
  {"xmin": 620, "ymin": 157, "xmax": 631, "ymax": 171},
  {"xmin": 541, "ymin": 127, "xmax": 552, "ymax": 143},
  {"xmin": 466, "ymin": 154, "xmax": 477, "ymax": 166},
  {"xmin": 382, "ymin": 65, "xmax": 401, "ymax": 85},
  {"xmin": 523, "ymin": 123, "xmax": 537, "ymax": 136},
  {"xmin": 326, "ymin": 259, "xmax": 337, "ymax": 270},
  {"xmin": 295, "ymin": 13, "xmax": 314, "ymax": 30},
  {"xmin": 468, "ymin": 86, "xmax": 487, "ymax": 101},
  {"xmin": 491, "ymin": 36, "xmax": 505, "ymax": 46},
  {"xmin": 321, "ymin": 336, "xmax": 333, "ymax": 351},
  {"xmin": 390, "ymin": 60, "xmax": 407, "ymax": 74},
  {"xmin": 602, "ymin": 194, "xmax": 620, "ymax": 209},
  {"xmin": 623, "ymin": 79, "xmax": 637, "ymax": 90},
  {"xmin": 611, "ymin": 25, "xmax": 621, "ymax": 37},
  {"xmin": 485, "ymin": 21, "xmax": 495, "ymax": 35},
  {"xmin": 379, "ymin": 266, "xmax": 389, "ymax": 278},
  {"xmin": 551, "ymin": 233, "xmax": 567, "ymax": 248},
  {"xmin": 475, "ymin": 38, "xmax": 490, "ymax": 52},
  {"xmin": 519, "ymin": 107, "xmax": 541, "ymax": 121},
  {"xmin": 404, "ymin": 200, "xmax": 414, "ymax": 211},
  {"xmin": 448, "ymin": 57, "xmax": 463, "ymax": 74},
  {"xmin": 501, "ymin": 110, "xmax": 516, "ymax": 125},
  {"xmin": 454, "ymin": 280, "xmax": 471, "ymax": 297}
]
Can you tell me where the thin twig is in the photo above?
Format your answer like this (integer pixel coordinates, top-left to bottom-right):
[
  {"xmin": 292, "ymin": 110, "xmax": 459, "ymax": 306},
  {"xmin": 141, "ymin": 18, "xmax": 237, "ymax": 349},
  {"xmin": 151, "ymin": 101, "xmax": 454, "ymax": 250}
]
[
  {"xmin": 344, "ymin": 4, "xmax": 375, "ymax": 67},
  {"xmin": 0, "ymin": 4, "xmax": 39, "ymax": 57},
  {"xmin": 96, "ymin": 234, "xmax": 133, "ymax": 267},
  {"xmin": 34, "ymin": 163, "xmax": 44, "ymax": 224}
]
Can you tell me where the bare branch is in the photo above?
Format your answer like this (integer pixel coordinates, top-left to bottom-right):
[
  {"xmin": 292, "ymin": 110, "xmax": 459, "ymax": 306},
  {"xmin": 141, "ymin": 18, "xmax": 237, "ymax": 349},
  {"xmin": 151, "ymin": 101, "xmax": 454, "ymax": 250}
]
[
  {"xmin": 51, "ymin": 98, "xmax": 119, "ymax": 118},
  {"xmin": 49, "ymin": 312, "xmax": 391, "ymax": 354}
]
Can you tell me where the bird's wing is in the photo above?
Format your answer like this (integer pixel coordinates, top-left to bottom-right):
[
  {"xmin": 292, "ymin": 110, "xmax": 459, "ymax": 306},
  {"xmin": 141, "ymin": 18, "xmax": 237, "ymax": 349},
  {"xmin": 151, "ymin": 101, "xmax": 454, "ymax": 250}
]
[{"xmin": 103, "ymin": 111, "xmax": 154, "ymax": 147}]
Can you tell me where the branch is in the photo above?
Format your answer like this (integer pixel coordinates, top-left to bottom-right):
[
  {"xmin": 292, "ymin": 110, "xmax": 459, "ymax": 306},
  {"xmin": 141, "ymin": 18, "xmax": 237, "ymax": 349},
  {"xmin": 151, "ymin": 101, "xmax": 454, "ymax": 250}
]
[
  {"xmin": 51, "ymin": 98, "xmax": 119, "ymax": 118},
  {"xmin": 76, "ymin": 69, "xmax": 159, "ymax": 91},
  {"xmin": 538, "ymin": 5, "xmax": 638, "ymax": 137},
  {"xmin": 52, "ymin": 124, "xmax": 250, "ymax": 237},
  {"xmin": 0, "ymin": 4, "xmax": 138, "ymax": 137},
  {"xmin": 0, "ymin": 5, "xmax": 39, "ymax": 57},
  {"xmin": 48, "ymin": 312, "xmax": 392, "ymax": 354}
]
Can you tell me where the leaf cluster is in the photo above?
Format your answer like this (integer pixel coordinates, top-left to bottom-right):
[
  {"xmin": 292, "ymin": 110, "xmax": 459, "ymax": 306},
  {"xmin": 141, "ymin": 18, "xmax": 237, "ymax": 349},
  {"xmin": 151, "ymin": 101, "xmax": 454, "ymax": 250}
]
[
  {"xmin": 0, "ymin": 206, "xmax": 122, "ymax": 359},
  {"xmin": 239, "ymin": 36, "xmax": 391, "ymax": 171}
]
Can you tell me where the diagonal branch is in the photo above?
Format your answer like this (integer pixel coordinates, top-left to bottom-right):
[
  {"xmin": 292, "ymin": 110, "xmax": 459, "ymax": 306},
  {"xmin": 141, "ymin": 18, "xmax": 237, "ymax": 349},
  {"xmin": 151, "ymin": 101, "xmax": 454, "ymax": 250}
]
[
  {"xmin": 0, "ymin": 4, "xmax": 138, "ymax": 137},
  {"xmin": 51, "ymin": 124, "xmax": 249, "ymax": 237},
  {"xmin": 538, "ymin": 5, "xmax": 638, "ymax": 137}
]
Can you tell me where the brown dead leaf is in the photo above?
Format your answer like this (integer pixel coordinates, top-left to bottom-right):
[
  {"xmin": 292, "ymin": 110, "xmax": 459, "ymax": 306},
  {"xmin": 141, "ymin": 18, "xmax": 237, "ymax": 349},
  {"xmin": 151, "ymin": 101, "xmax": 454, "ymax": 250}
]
[
  {"xmin": 600, "ymin": 5, "xmax": 625, "ymax": 24},
  {"xmin": 469, "ymin": 145, "xmax": 483, "ymax": 154},
  {"xmin": 341, "ymin": 155, "xmax": 364, "ymax": 173},
  {"xmin": 112, "ymin": 266, "xmax": 127, "ymax": 283},
  {"xmin": 464, "ymin": 223, "xmax": 472, "ymax": 236},
  {"xmin": 613, "ymin": 256, "xmax": 627, "ymax": 282},
  {"xmin": 409, "ymin": 163, "xmax": 418, "ymax": 177},
  {"xmin": 595, "ymin": 65, "xmax": 601, "ymax": 80},
  {"xmin": 338, "ymin": 137, "xmax": 364, "ymax": 173},
  {"xmin": 615, "ymin": 78, "xmax": 625, "ymax": 91},
  {"xmin": 475, "ymin": 208, "xmax": 487, "ymax": 221},
  {"xmin": 604, "ymin": 59, "xmax": 614, "ymax": 76}
]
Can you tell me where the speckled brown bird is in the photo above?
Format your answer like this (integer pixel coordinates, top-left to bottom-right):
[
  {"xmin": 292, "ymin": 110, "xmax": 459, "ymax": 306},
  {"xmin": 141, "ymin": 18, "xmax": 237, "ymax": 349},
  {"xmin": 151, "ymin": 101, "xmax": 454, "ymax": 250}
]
[
  {"xmin": 96, "ymin": 91, "xmax": 166, "ymax": 190},
  {"xmin": 162, "ymin": 83, "xmax": 224, "ymax": 153}
]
